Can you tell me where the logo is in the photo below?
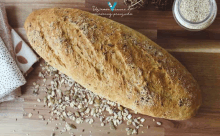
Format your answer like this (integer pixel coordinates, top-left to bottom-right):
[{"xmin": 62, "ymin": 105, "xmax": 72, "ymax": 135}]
[
  {"xmin": 92, "ymin": 2, "xmax": 133, "ymax": 18},
  {"xmin": 108, "ymin": 2, "xmax": 117, "ymax": 11}
]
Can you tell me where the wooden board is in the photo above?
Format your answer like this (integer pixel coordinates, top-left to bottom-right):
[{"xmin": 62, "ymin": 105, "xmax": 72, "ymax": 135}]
[{"xmin": 0, "ymin": 0, "xmax": 220, "ymax": 136}]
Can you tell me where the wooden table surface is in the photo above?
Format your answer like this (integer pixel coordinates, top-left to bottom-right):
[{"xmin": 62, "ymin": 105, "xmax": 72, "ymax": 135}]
[{"xmin": 0, "ymin": 0, "xmax": 220, "ymax": 136}]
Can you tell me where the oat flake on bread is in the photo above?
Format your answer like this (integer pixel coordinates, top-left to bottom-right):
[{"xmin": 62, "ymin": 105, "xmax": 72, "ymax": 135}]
[{"xmin": 24, "ymin": 8, "xmax": 202, "ymax": 120}]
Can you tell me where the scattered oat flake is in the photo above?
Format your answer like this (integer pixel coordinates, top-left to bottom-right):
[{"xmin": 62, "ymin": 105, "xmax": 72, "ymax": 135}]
[
  {"xmin": 132, "ymin": 121, "xmax": 136, "ymax": 127},
  {"xmin": 110, "ymin": 121, "xmax": 116, "ymax": 130},
  {"xmin": 127, "ymin": 114, "xmax": 132, "ymax": 119},
  {"xmin": 75, "ymin": 112, "xmax": 80, "ymax": 117},
  {"xmin": 76, "ymin": 118, "xmax": 83, "ymax": 124},
  {"xmin": 156, "ymin": 122, "xmax": 162, "ymax": 125},
  {"xmin": 140, "ymin": 118, "xmax": 145, "ymax": 123},
  {"xmin": 66, "ymin": 122, "xmax": 76, "ymax": 131},
  {"xmin": 126, "ymin": 129, "xmax": 133, "ymax": 135},
  {"xmin": 35, "ymin": 84, "xmax": 39, "ymax": 88},
  {"xmin": 118, "ymin": 106, "xmax": 123, "ymax": 111},
  {"xmin": 28, "ymin": 113, "xmax": 33, "ymax": 118},
  {"xmin": 132, "ymin": 129, "xmax": 137, "ymax": 134},
  {"xmin": 37, "ymin": 98, "xmax": 41, "ymax": 102},
  {"xmin": 127, "ymin": 120, "xmax": 132, "ymax": 125},
  {"xmin": 101, "ymin": 122, "xmax": 105, "ymax": 126},
  {"xmin": 89, "ymin": 118, "xmax": 94, "ymax": 124}
]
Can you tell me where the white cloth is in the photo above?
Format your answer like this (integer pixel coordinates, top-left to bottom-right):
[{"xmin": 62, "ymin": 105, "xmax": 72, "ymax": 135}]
[
  {"xmin": 0, "ymin": 3, "xmax": 38, "ymax": 102},
  {"xmin": 11, "ymin": 29, "xmax": 39, "ymax": 74},
  {"xmin": 0, "ymin": 3, "xmax": 22, "ymax": 102},
  {"xmin": 0, "ymin": 37, "xmax": 26, "ymax": 99}
]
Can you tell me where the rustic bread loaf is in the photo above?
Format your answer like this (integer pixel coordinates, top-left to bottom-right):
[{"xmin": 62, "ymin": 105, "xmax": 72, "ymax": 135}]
[{"xmin": 24, "ymin": 8, "xmax": 201, "ymax": 120}]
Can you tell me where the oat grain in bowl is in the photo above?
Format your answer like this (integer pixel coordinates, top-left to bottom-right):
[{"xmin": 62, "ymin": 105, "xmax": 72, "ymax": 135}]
[{"xmin": 179, "ymin": 0, "xmax": 211, "ymax": 22}]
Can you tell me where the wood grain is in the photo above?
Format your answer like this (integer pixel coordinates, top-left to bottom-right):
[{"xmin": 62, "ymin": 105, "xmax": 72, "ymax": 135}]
[{"xmin": 0, "ymin": 0, "xmax": 220, "ymax": 136}]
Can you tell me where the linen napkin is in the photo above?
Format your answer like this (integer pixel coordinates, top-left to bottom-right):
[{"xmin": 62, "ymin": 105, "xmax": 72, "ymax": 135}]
[
  {"xmin": 0, "ymin": 4, "xmax": 15, "ymax": 59},
  {"xmin": 0, "ymin": 3, "xmax": 23, "ymax": 102},
  {"xmin": 0, "ymin": 3, "xmax": 39, "ymax": 102},
  {"xmin": 11, "ymin": 29, "xmax": 39, "ymax": 74},
  {"xmin": 0, "ymin": 37, "xmax": 26, "ymax": 99}
]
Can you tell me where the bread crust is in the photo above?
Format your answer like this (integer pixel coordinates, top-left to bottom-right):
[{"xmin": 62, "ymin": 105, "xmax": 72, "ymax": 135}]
[{"xmin": 24, "ymin": 8, "xmax": 202, "ymax": 120}]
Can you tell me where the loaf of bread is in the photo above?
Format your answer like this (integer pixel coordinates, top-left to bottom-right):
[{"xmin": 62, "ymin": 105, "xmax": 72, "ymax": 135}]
[{"xmin": 24, "ymin": 8, "xmax": 201, "ymax": 120}]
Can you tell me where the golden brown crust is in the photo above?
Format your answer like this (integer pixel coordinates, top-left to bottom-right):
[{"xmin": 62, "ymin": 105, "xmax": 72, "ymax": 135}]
[{"xmin": 24, "ymin": 8, "xmax": 202, "ymax": 120}]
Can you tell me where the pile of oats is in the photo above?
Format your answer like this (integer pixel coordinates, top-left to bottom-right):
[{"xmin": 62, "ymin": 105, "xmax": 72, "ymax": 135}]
[{"xmin": 30, "ymin": 62, "xmax": 162, "ymax": 135}]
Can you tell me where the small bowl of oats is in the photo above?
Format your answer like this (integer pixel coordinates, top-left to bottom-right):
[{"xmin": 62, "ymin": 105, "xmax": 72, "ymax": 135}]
[{"xmin": 173, "ymin": 0, "xmax": 217, "ymax": 31}]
